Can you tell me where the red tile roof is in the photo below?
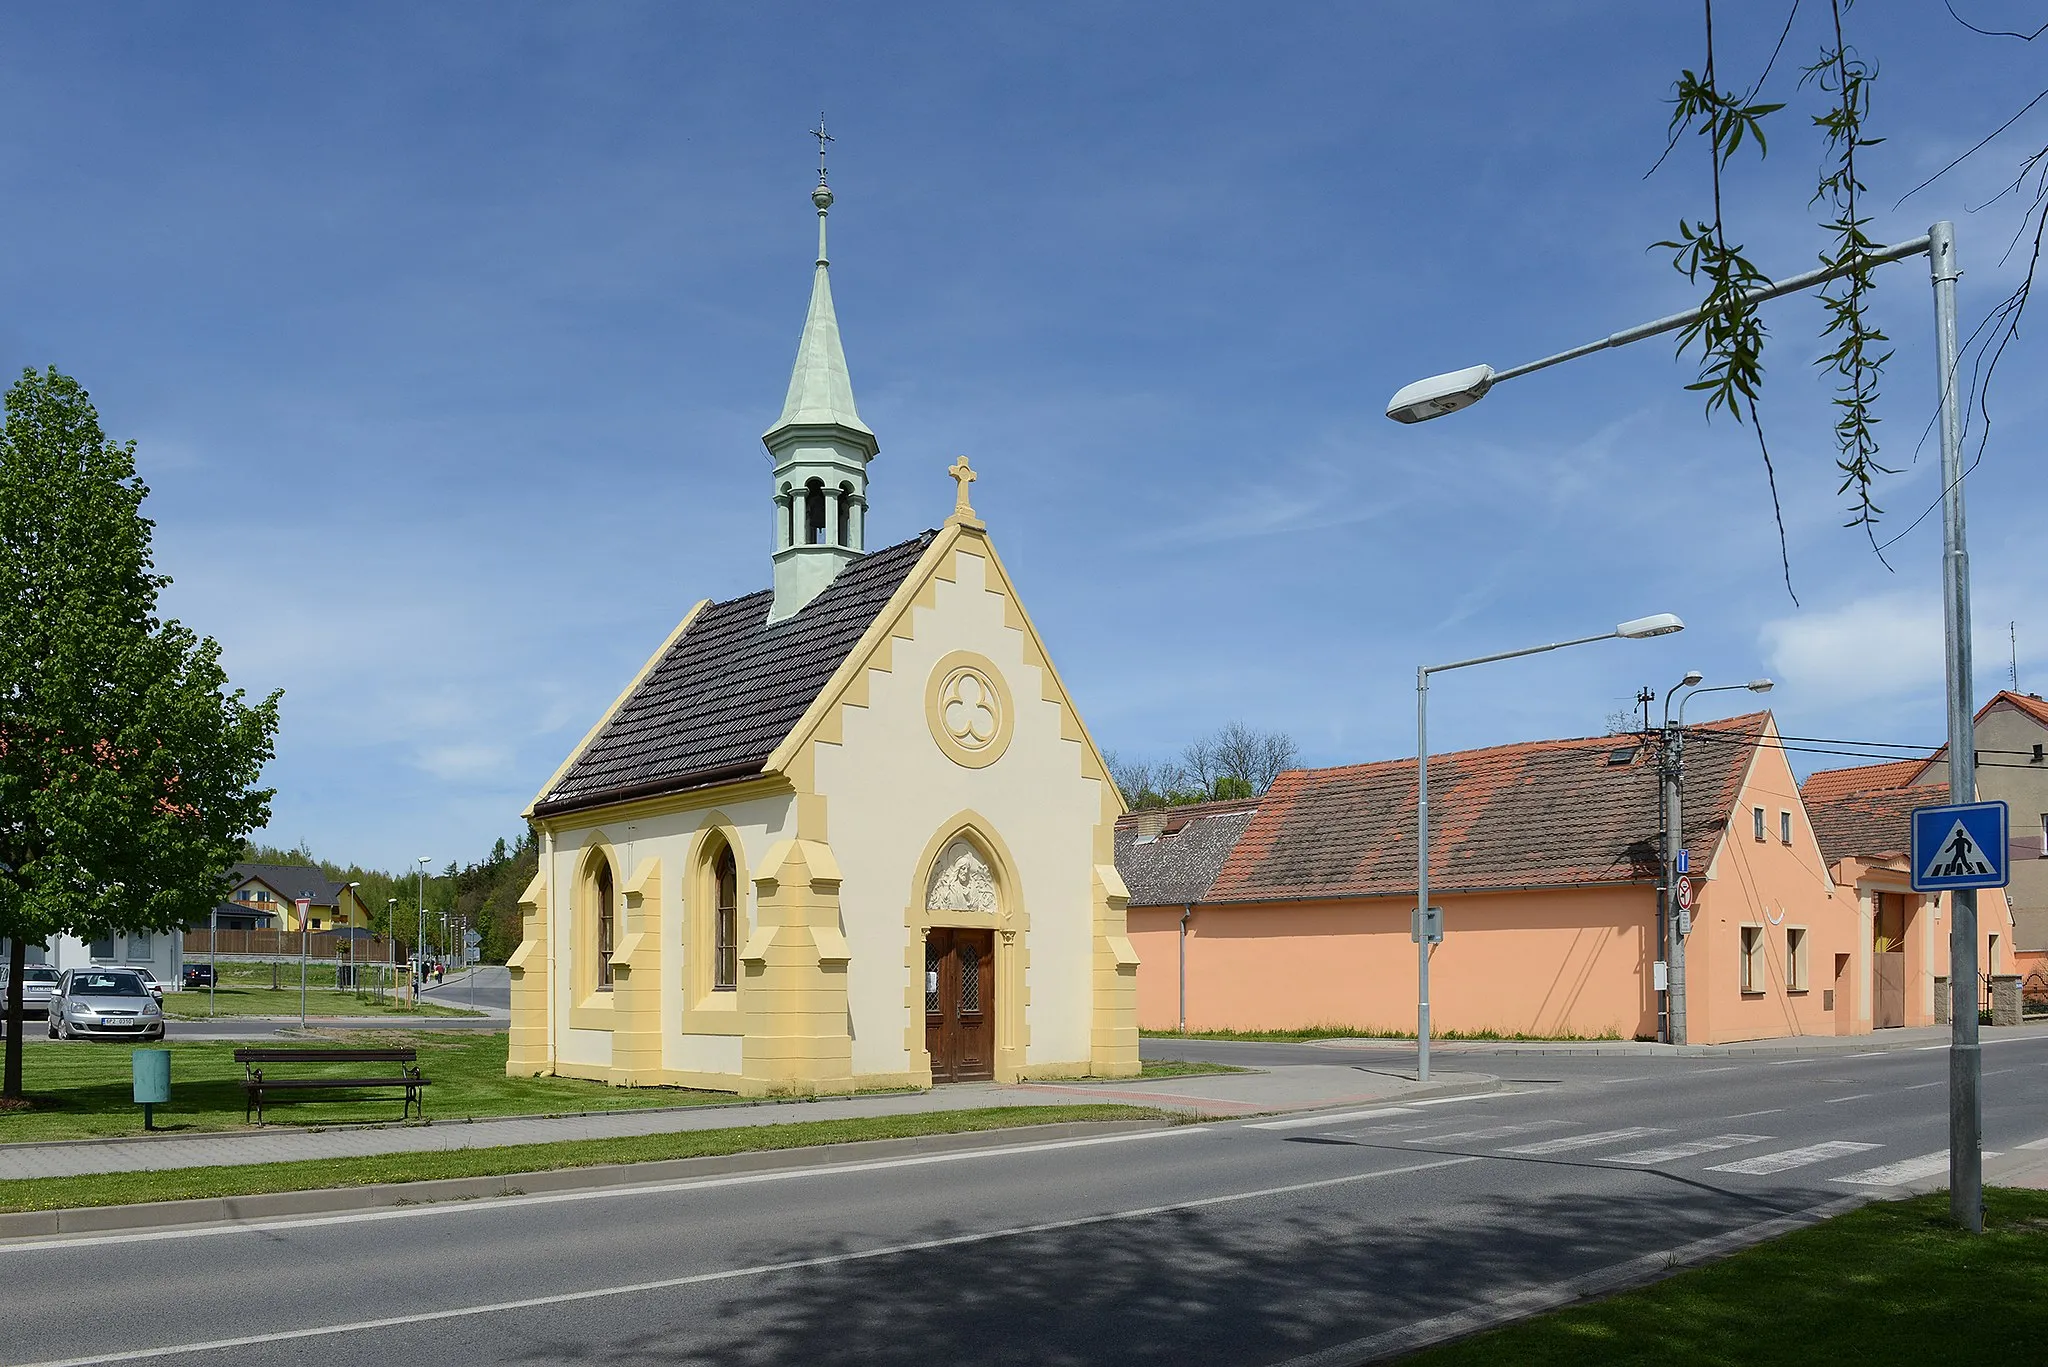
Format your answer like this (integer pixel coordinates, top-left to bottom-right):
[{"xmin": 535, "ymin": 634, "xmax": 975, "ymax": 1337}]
[
  {"xmin": 1805, "ymin": 782, "xmax": 1950, "ymax": 866},
  {"xmin": 1799, "ymin": 758, "xmax": 1924, "ymax": 805},
  {"xmin": 1203, "ymin": 713, "xmax": 1770, "ymax": 904}
]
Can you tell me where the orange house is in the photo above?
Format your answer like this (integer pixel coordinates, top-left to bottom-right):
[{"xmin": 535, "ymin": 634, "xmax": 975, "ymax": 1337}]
[
  {"xmin": 1803, "ymin": 767, "xmax": 2018, "ymax": 1028},
  {"xmin": 1122, "ymin": 713, "xmax": 2010, "ymax": 1045}
]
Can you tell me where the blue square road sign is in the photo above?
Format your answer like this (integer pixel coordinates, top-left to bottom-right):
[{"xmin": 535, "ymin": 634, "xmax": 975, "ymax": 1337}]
[{"xmin": 1910, "ymin": 800, "xmax": 2009, "ymax": 892}]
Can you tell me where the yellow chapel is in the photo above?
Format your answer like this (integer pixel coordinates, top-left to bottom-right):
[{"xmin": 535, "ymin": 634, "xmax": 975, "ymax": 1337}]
[{"xmin": 505, "ymin": 170, "xmax": 1139, "ymax": 1094}]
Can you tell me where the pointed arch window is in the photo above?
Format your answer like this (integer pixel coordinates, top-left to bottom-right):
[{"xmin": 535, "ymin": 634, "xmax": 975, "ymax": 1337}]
[
  {"xmin": 594, "ymin": 860, "xmax": 616, "ymax": 990},
  {"xmin": 804, "ymin": 480, "xmax": 826, "ymax": 545},
  {"xmin": 713, "ymin": 845, "xmax": 738, "ymax": 991}
]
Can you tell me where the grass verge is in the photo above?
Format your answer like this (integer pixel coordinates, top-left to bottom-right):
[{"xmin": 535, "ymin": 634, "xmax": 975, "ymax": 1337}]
[
  {"xmin": 0, "ymin": 1031, "xmax": 802, "ymax": 1142},
  {"xmin": 0, "ymin": 1105, "xmax": 1173, "ymax": 1214},
  {"xmin": 1141, "ymin": 1025, "xmax": 1625, "ymax": 1043},
  {"xmin": 1403, "ymin": 1189, "xmax": 2048, "ymax": 1366},
  {"xmin": 1137, "ymin": 1060, "xmax": 1250, "ymax": 1079}
]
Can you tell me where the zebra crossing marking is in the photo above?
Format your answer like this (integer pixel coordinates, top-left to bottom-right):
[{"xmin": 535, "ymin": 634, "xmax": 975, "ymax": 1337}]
[
  {"xmin": 1832, "ymin": 1151, "xmax": 1955, "ymax": 1187},
  {"xmin": 1402, "ymin": 1120, "xmax": 1572, "ymax": 1145},
  {"xmin": 1602, "ymin": 1134, "xmax": 1772, "ymax": 1166},
  {"xmin": 1500, "ymin": 1127, "xmax": 1665, "ymax": 1156},
  {"xmin": 1705, "ymin": 1140, "xmax": 1881, "ymax": 1175}
]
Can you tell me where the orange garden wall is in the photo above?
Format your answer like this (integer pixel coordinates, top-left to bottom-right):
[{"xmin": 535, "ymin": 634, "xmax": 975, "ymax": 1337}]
[{"xmin": 1129, "ymin": 885, "xmax": 1659, "ymax": 1040}]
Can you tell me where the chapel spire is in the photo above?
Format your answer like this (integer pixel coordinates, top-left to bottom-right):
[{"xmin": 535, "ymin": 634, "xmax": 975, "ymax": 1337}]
[{"xmin": 766, "ymin": 116, "xmax": 879, "ymax": 624}]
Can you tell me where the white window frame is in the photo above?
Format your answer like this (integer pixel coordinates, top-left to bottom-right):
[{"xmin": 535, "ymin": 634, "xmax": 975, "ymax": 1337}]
[
  {"xmin": 1779, "ymin": 810, "xmax": 1793, "ymax": 844},
  {"xmin": 1785, "ymin": 925, "xmax": 1808, "ymax": 992},
  {"xmin": 1753, "ymin": 807, "xmax": 1766, "ymax": 841}
]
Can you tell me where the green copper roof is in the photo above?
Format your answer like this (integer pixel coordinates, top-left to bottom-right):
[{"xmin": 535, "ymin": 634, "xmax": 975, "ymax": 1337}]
[{"xmin": 766, "ymin": 195, "xmax": 874, "ymax": 443}]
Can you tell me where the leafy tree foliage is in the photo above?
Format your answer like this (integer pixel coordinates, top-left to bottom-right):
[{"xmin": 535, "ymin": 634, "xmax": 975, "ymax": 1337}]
[{"xmin": 0, "ymin": 369, "xmax": 279, "ymax": 1098}]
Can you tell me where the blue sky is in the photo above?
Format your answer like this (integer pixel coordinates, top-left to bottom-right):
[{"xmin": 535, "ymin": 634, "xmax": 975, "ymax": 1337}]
[{"xmin": 4, "ymin": 4, "xmax": 2044, "ymax": 870}]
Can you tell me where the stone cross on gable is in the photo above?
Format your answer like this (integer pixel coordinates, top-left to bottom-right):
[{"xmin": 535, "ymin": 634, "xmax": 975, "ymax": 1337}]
[{"xmin": 948, "ymin": 455, "xmax": 977, "ymax": 519}]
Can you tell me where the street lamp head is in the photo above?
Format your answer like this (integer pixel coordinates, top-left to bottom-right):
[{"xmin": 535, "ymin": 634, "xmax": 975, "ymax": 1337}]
[
  {"xmin": 1746, "ymin": 678, "xmax": 1775, "ymax": 692},
  {"xmin": 418, "ymin": 856, "xmax": 431, "ymax": 867},
  {"xmin": 1677, "ymin": 669, "xmax": 1705, "ymax": 689},
  {"xmin": 1385, "ymin": 364, "xmax": 1495, "ymax": 424},
  {"xmin": 1616, "ymin": 613, "xmax": 1685, "ymax": 639}
]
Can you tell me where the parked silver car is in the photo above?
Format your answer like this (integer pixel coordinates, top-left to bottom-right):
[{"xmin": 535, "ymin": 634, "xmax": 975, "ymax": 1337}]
[
  {"xmin": 47, "ymin": 968, "xmax": 166, "ymax": 1041},
  {"xmin": 0, "ymin": 964, "xmax": 59, "ymax": 1019}
]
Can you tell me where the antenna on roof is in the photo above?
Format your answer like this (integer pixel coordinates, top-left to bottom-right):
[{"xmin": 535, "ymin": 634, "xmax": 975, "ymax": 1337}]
[{"xmin": 2012, "ymin": 621, "xmax": 2020, "ymax": 692}]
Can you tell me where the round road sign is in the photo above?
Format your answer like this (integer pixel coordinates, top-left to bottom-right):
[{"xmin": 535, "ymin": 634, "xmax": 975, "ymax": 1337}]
[{"xmin": 1675, "ymin": 878, "xmax": 1694, "ymax": 912}]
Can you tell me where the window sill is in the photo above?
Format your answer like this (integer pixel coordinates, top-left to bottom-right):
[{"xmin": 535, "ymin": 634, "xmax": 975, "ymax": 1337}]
[
  {"xmin": 1787, "ymin": 988, "xmax": 1809, "ymax": 996},
  {"xmin": 1740, "ymin": 989, "xmax": 1767, "ymax": 998}
]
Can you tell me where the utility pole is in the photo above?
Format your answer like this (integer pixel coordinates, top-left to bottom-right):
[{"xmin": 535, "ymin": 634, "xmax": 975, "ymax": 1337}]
[{"xmin": 1662, "ymin": 726, "xmax": 1687, "ymax": 1045}]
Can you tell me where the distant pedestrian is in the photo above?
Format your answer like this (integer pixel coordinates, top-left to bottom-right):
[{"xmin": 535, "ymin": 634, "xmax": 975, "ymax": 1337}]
[{"xmin": 434, "ymin": 963, "xmax": 444, "ymax": 986}]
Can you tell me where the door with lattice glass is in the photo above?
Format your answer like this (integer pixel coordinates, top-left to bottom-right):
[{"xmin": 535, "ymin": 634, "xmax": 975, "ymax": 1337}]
[{"xmin": 924, "ymin": 928, "xmax": 995, "ymax": 1082}]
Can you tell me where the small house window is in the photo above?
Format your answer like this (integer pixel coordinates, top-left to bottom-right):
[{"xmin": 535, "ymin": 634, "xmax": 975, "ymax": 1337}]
[
  {"xmin": 594, "ymin": 861, "xmax": 616, "ymax": 990},
  {"xmin": 1753, "ymin": 807, "xmax": 1766, "ymax": 841},
  {"xmin": 1740, "ymin": 925, "xmax": 1766, "ymax": 994},
  {"xmin": 713, "ymin": 846, "xmax": 738, "ymax": 991},
  {"xmin": 1779, "ymin": 810, "xmax": 1793, "ymax": 844},
  {"xmin": 1786, "ymin": 926, "xmax": 1808, "ymax": 992},
  {"xmin": 128, "ymin": 930, "xmax": 153, "ymax": 960},
  {"xmin": 89, "ymin": 937, "xmax": 115, "ymax": 961}
]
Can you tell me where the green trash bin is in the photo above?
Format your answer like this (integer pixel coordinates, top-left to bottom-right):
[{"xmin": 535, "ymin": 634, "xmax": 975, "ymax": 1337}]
[{"xmin": 132, "ymin": 1049, "xmax": 170, "ymax": 1130}]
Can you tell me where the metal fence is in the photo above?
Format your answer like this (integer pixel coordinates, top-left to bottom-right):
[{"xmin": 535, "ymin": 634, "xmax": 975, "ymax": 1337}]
[{"xmin": 182, "ymin": 929, "xmax": 396, "ymax": 960}]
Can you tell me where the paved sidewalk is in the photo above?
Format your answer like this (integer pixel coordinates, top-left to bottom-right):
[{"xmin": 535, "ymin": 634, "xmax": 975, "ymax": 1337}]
[
  {"xmin": 0, "ymin": 1061, "xmax": 1491, "ymax": 1182},
  {"xmin": 1297, "ymin": 1020, "xmax": 2048, "ymax": 1057}
]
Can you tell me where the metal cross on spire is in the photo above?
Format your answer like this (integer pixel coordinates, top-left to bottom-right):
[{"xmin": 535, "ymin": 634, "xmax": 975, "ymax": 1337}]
[{"xmin": 811, "ymin": 113, "xmax": 833, "ymax": 186}]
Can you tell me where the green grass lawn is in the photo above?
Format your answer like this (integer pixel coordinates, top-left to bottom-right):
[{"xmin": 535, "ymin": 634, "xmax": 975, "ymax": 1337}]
[
  {"xmin": 0, "ymin": 1030, "xmax": 811, "ymax": 1142},
  {"xmin": 1140, "ymin": 1025, "xmax": 1626, "ymax": 1043},
  {"xmin": 1137, "ymin": 1060, "xmax": 1250, "ymax": 1078},
  {"xmin": 1404, "ymin": 1190, "xmax": 2048, "ymax": 1366},
  {"xmin": 0, "ymin": 1104, "xmax": 1174, "ymax": 1214}
]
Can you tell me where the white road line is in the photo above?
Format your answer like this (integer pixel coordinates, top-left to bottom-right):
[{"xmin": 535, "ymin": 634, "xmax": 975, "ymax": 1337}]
[
  {"xmin": 0, "ymin": 1125, "xmax": 1212, "ymax": 1256},
  {"xmin": 1246, "ymin": 1106, "xmax": 1418, "ymax": 1131},
  {"xmin": 1832, "ymin": 1150, "xmax": 1995, "ymax": 1188},
  {"xmin": 2017, "ymin": 1137, "xmax": 2048, "ymax": 1151},
  {"xmin": 1850, "ymin": 1051, "xmax": 1890, "ymax": 1058},
  {"xmin": 1767, "ymin": 1058, "xmax": 1819, "ymax": 1066},
  {"xmin": 1412, "ymin": 1093, "xmax": 1515, "ymax": 1106},
  {"xmin": 6, "ymin": 1154, "xmax": 1486, "ymax": 1367},
  {"xmin": 1902, "ymin": 1080, "xmax": 1944, "ymax": 1091},
  {"xmin": 1917, "ymin": 1044, "xmax": 1949, "ymax": 1051},
  {"xmin": 1402, "ymin": 1120, "xmax": 1571, "ymax": 1145},
  {"xmin": 1725, "ymin": 1108, "xmax": 1784, "ymax": 1120},
  {"xmin": 1706, "ymin": 1140, "xmax": 1882, "ymax": 1176},
  {"xmin": 1823, "ymin": 1093, "xmax": 1877, "ymax": 1104},
  {"xmin": 1500, "ymin": 1127, "xmax": 1665, "ymax": 1156},
  {"xmin": 1603, "ymin": 1135, "xmax": 1772, "ymax": 1166},
  {"xmin": 1689, "ymin": 1066, "xmax": 1741, "ymax": 1074}
]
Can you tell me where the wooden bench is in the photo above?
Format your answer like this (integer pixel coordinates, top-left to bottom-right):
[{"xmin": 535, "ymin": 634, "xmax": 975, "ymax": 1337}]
[{"xmin": 234, "ymin": 1047, "xmax": 430, "ymax": 1124}]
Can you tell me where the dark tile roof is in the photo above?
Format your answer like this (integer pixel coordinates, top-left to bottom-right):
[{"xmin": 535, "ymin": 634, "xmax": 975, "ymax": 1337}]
[
  {"xmin": 534, "ymin": 532, "xmax": 938, "ymax": 817},
  {"xmin": 1203, "ymin": 714, "xmax": 1770, "ymax": 904},
  {"xmin": 1114, "ymin": 799, "xmax": 1261, "ymax": 907},
  {"xmin": 230, "ymin": 863, "xmax": 346, "ymax": 905},
  {"xmin": 1804, "ymin": 781, "xmax": 1950, "ymax": 867}
]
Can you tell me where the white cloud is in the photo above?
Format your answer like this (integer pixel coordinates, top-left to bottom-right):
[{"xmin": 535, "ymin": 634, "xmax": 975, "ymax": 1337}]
[{"xmin": 1760, "ymin": 591, "xmax": 2043, "ymax": 705}]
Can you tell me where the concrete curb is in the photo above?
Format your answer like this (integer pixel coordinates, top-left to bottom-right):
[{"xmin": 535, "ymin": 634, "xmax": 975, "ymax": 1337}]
[
  {"xmin": 0, "ymin": 1116, "xmax": 1176, "ymax": 1242},
  {"xmin": 1296, "ymin": 1026, "xmax": 2048, "ymax": 1058}
]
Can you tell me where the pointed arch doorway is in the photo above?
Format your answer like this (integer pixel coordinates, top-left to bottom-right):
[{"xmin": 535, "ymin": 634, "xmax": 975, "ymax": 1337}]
[{"xmin": 913, "ymin": 824, "xmax": 1020, "ymax": 1085}]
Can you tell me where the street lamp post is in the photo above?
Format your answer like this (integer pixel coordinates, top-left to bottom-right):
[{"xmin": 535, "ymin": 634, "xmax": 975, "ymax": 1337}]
[
  {"xmin": 1415, "ymin": 612, "xmax": 1684, "ymax": 1083},
  {"xmin": 1386, "ymin": 221, "xmax": 1981, "ymax": 1230},
  {"xmin": 386, "ymin": 898, "xmax": 398, "ymax": 1005},
  {"xmin": 1661, "ymin": 679, "xmax": 1774, "ymax": 1045},
  {"xmin": 416, "ymin": 857, "xmax": 431, "ymax": 1009}
]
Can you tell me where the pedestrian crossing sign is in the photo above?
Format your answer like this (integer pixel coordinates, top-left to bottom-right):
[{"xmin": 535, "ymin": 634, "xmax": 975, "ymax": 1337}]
[{"xmin": 1911, "ymin": 800, "xmax": 2009, "ymax": 892}]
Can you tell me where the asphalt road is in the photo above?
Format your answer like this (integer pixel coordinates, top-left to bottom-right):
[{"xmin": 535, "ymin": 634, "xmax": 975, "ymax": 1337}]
[{"xmin": 8, "ymin": 1035, "xmax": 2048, "ymax": 1366}]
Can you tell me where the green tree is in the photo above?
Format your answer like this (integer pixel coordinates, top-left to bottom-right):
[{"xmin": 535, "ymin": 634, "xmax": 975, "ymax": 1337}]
[{"xmin": 0, "ymin": 368, "xmax": 280, "ymax": 1099}]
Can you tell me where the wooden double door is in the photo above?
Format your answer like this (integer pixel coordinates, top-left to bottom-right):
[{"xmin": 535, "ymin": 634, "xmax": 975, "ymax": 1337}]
[{"xmin": 925, "ymin": 927, "xmax": 995, "ymax": 1083}]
